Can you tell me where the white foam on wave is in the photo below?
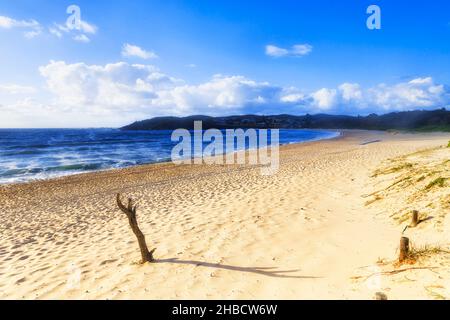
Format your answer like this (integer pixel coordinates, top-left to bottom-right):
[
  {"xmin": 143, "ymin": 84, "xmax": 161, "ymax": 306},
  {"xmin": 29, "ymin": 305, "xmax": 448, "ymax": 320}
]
[{"xmin": 0, "ymin": 129, "xmax": 341, "ymax": 185}]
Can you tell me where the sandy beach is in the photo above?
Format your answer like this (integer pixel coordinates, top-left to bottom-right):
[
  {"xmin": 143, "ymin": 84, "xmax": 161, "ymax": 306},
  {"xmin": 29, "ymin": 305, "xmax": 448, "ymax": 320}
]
[{"xmin": 0, "ymin": 130, "xmax": 448, "ymax": 300}]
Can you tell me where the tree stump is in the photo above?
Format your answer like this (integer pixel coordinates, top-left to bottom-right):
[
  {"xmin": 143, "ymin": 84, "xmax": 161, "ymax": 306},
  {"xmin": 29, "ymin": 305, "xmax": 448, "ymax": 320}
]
[
  {"xmin": 399, "ymin": 237, "xmax": 410, "ymax": 263},
  {"xmin": 410, "ymin": 210, "xmax": 419, "ymax": 227},
  {"xmin": 374, "ymin": 292, "xmax": 388, "ymax": 300},
  {"xmin": 116, "ymin": 194, "xmax": 155, "ymax": 263}
]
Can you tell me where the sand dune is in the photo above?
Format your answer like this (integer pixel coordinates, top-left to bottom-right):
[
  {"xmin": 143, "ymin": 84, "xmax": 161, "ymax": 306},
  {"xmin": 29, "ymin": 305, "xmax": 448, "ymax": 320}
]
[{"xmin": 0, "ymin": 130, "xmax": 448, "ymax": 299}]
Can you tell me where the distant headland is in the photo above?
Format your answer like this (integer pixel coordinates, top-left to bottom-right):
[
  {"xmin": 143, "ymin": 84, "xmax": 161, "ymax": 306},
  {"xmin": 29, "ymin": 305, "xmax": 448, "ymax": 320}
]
[{"xmin": 121, "ymin": 108, "xmax": 450, "ymax": 132}]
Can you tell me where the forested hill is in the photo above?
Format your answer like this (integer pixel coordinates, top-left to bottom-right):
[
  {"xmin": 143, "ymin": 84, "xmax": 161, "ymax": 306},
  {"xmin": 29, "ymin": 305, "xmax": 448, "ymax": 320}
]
[{"xmin": 121, "ymin": 109, "xmax": 450, "ymax": 132}]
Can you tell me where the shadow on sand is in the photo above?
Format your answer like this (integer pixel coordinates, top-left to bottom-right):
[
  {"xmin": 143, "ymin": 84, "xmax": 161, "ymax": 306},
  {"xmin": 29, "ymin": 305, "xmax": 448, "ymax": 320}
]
[
  {"xmin": 155, "ymin": 258, "xmax": 321, "ymax": 279},
  {"xmin": 418, "ymin": 216, "xmax": 434, "ymax": 225}
]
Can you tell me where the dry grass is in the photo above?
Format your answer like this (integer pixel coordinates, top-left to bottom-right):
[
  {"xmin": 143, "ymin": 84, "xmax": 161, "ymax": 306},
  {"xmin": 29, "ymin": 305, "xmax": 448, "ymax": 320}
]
[
  {"xmin": 366, "ymin": 145, "xmax": 450, "ymax": 229},
  {"xmin": 372, "ymin": 162, "xmax": 413, "ymax": 177},
  {"xmin": 402, "ymin": 245, "xmax": 450, "ymax": 265},
  {"xmin": 425, "ymin": 285, "xmax": 446, "ymax": 300},
  {"xmin": 365, "ymin": 194, "xmax": 383, "ymax": 206},
  {"xmin": 416, "ymin": 175, "xmax": 426, "ymax": 182},
  {"xmin": 425, "ymin": 177, "xmax": 447, "ymax": 190}
]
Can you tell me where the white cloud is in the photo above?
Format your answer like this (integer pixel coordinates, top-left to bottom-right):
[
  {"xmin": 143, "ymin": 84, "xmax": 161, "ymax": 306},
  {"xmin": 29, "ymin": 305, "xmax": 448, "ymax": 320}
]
[
  {"xmin": 0, "ymin": 14, "xmax": 97, "ymax": 42},
  {"xmin": 0, "ymin": 84, "xmax": 37, "ymax": 95},
  {"xmin": 54, "ymin": 19, "xmax": 97, "ymax": 35},
  {"xmin": 73, "ymin": 34, "xmax": 90, "ymax": 43},
  {"xmin": 311, "ymin": 88, "xmax": 337, "ymax": 110},
  {"xmin": 49, "ymin": 24, "xmax": 63, "ymax": 38},
  {"xmin": 310, "ymin": 77, "xmax": 449, "ymax": 112},
  {"xmin": 291, "ymin": 44, "xmax": 313, "ymax": 56},
  {"xmin": 48, "ymin": 19, "xmax": 97, "ymax": 42},
  {"xmin": 53, "ymin": 23, "xmax": 70, "ymax": 33},
  {"xmin": 339, "ymin": 83, "xmax": 363, "ymax": 102},
  {"xmin": 0, "ymin": 15, "xmax": 39, "ymax": 29},
  {"xmin": 280, "ymin": 93, "xmax": 305, "ymax": 103},
  {"xmin": 0, "ymin": 15, "xmax": 42, "ymax": 38},
  {"xmin": 154, "ymin": 75, "xmax": 281, "ymax": 114},
  {"xmin": 0, "ymin": 98, "xmax": 101, "ymax": 128},
  {"xmin": 265, "ymin": 45, "xmax": 289, "ymax": 57},
  {"xmin": 367, "ymin": 77, "xmax": 447, "ymax": 111},
  {"xmin": 24, "ymin": 29, "xmax": 42, "ymax": 38},
  {"xmin": 78, "ymin": 20, "xmax": 97, "ymax": 34},
  {"xmin": 265, "ymin": 43, "xmax": 313, "ymax": 57},
  {"xmin": 38, "ymin": 61, "xmax": 180, "ymax": 111},
  {"xmin": 121, "ymin": 43, "xmax": 158, "ymax": 60},
  {"xmin": 2, "ymin": 58, "xmax": 449, "ymax": 127},
  {"xmin": 26, "ymin": 61, "xmax": 450, "ymax": 119},
  {"xmin": 35, "ymin": 61, "xmax": 285, "ymax": 124}
]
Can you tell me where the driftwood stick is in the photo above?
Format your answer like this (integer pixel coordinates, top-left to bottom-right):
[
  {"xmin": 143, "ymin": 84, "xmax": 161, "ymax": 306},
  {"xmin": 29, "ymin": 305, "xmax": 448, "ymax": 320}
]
[
  {"xmin": 117, "ymin": 193, "xmax": 155, "ymax": 263},
  {"xmin": 351, "ymin": 266, "xmax": 439, "ymax": 280}
]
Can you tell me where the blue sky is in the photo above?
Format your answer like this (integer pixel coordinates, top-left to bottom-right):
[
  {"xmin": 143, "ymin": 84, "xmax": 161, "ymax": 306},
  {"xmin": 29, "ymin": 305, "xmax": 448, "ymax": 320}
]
[{"xmin": 0, "ymin": 0, "xmax": 449, "ymax": 127}]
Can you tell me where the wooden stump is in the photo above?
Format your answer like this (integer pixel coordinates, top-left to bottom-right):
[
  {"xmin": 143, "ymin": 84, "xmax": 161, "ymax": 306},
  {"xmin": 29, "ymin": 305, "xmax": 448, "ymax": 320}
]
[
  {"xmin": 116, "ymin": 193, "xmax": 156, "ymax": 263},
  {"xmin": 399, "ymin": 237, "xmax": 410, "ymax": 263},
  {"xmin": 375, "ymin": 292, "xmax": 388, "ymax": 300},
  {"xmin": 410, "ymin": 210, "xmax": 419, "ymax": 227}
]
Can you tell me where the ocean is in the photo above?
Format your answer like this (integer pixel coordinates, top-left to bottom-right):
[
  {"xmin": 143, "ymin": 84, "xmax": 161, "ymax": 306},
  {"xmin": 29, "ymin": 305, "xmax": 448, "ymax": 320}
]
[{"xmin": 0, "ymin": 128, "xmax": 339, "ymax": 184}]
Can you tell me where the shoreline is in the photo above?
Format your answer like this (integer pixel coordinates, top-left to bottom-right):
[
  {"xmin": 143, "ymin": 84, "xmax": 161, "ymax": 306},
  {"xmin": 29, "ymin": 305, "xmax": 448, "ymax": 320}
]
[
  {"xmin": 0, "ymin": 129, "xmax": 448, "ymax": 299},
  {"xmin": 0, "ymin": 128, "xmax": 342, "ymax": 188},
  {"xmin": 4, "ymin": 128, "xmax": 449, "ymax": 188}
]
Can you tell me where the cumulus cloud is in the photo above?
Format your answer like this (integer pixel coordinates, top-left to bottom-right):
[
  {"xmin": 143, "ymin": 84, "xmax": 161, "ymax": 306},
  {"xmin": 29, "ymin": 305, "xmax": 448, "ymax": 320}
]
[
  {"xmin": 0, "ymin": 15, "xmax": 42, "ymax": 38},
  {"xmin": 308, "ymin": 77, "xmax": 449, "ymax": 113},
  {"xmin": 154, "ymin": 75, "xmax": 284, "ymax": 115},
  {"xmin": 37, "ymin": 61, "xmax": 187, "ymax": 120},
  {"xmin": 35, "ymin": 60, "xmax": 290, "ymax": 124},
  {"xmin": 32, "ymin": 61, "xmax": 450, "ymax": 120},
  {"xmin": 368, "ymin": 77, "xmax": 447, "ymax": 111},
  {"xmin": 339, "ymin": 83, "xmax": 363, "ymax": 102},
  {"xmin": 2, "ymin": 58, "xmax": 449, "ymax": 127},
  {"xmin": 121, "ymin": 43, "xmax": 158, "ymax": 60},
  {"xmin": 280, "ymin": 93, "xmax": 306, "ymax": 103},
  {"xmin": 311, "ymin": 88, "xmax": 337, "ymax": 110},
  {"xmin": 38, "ymin": 60, "xmax": 448, "ymax": 114},
  {"xmin": 265, "ymin": 44, "xmax": 313, "ymax": 57}
]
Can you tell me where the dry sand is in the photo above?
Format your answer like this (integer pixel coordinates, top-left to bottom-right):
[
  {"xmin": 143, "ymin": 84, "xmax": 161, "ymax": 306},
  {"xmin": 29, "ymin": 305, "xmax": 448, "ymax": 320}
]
[{"xmin": 0, "ymin": 130, "xmax": 448, "ymax": 300}]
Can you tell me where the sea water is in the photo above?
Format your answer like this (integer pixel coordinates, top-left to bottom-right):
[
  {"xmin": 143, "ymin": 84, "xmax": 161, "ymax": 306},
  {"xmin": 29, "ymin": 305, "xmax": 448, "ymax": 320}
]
[{"xmin": 0, "ymin": 128, "xmax": 339, "ymax": 184}]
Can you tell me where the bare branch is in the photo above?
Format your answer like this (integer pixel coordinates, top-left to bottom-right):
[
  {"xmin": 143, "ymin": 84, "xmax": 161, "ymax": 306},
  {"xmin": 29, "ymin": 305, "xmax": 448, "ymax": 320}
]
[
  {"xmin": 116, "ymin": 193, "xmax": 130, "ymax": 215},
  {"xmin": 116, "ymin": 193, "xmax": 155, "ymax": 263},
  {"xmin": 128, "ymin": 198, "xmax": 133, "ymax": 212}
]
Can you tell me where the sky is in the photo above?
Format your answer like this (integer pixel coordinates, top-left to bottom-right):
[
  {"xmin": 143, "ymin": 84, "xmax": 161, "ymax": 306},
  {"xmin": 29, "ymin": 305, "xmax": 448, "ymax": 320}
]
[{"xmin": 0, "ymin": 0, "xmax": 449, "ymax": 128}]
